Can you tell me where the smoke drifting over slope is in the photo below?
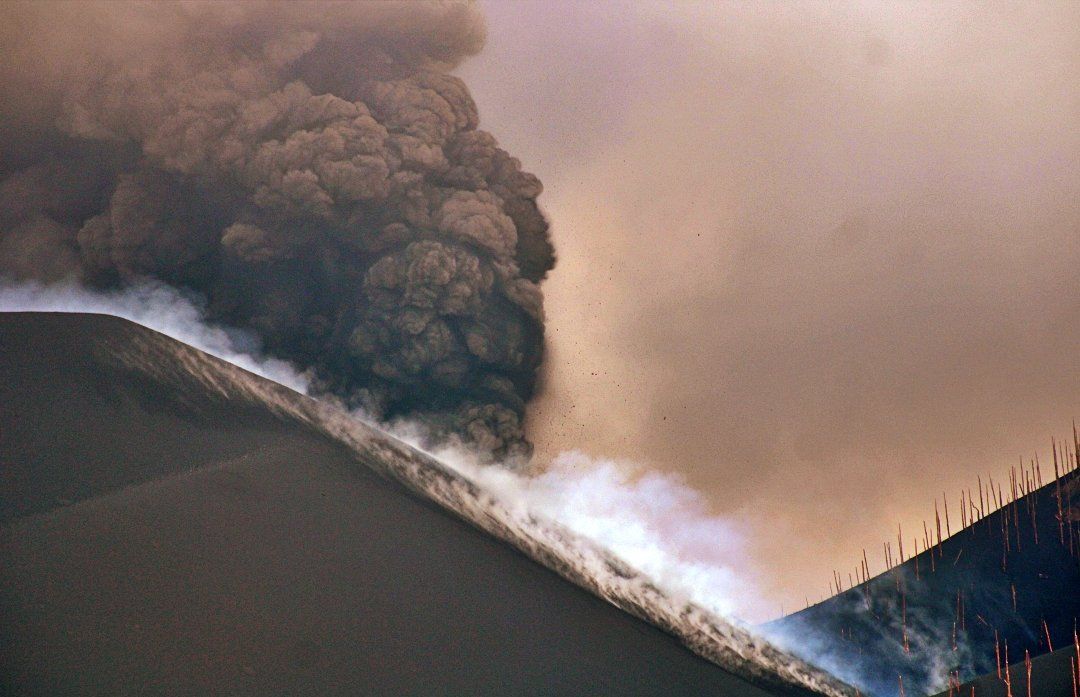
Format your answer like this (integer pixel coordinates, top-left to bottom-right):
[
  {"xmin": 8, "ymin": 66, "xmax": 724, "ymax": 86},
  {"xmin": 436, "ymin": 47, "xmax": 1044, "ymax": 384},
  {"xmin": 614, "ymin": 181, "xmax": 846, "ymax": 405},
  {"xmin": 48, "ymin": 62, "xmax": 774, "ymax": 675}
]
[{"xmin": 0, "ymin": 1, "xmax": 554, "ymax": 459}]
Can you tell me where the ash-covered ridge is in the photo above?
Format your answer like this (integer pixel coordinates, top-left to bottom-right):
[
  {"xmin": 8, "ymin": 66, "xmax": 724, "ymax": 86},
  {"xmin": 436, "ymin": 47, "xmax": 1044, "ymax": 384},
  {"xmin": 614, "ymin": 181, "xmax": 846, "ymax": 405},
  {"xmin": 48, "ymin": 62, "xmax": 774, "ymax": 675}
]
[
  {"xmin": 0, "ymin": 1, "xmax": 554, "ymax": 460},
  {"xmin": 99, "ymin": 314, "xmax": 856, "ymax": 697}
]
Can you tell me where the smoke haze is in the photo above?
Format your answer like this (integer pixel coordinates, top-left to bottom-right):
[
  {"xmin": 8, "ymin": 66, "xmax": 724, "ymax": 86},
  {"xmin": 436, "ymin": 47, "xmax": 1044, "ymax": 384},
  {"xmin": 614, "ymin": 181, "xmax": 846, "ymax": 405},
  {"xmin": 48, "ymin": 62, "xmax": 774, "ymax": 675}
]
[
  {"xmin": 0, "ymin": 0, "xmax": 553, "ymax": 460},
  {"xmin": 459, "ymin": 0, "xmax": 1080, "ymax": 615}
]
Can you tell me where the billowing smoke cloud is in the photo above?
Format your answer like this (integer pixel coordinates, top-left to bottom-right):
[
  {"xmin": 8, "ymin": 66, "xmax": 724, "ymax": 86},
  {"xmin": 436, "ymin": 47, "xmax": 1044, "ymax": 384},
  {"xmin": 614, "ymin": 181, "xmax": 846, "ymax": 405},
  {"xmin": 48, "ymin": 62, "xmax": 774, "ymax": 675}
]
[{"xmin": 0, "ymin": 1, "xmax": 554, "ymax": 460}]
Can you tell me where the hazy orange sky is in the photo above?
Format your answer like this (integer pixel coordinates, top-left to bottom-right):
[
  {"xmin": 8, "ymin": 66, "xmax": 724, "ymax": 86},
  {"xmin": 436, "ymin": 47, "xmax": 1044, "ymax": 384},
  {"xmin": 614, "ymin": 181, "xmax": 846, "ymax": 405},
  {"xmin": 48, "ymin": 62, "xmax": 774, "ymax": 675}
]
[{"xmin": 458, "ymin": 1, "xmax": 1080, "ymax": 617}]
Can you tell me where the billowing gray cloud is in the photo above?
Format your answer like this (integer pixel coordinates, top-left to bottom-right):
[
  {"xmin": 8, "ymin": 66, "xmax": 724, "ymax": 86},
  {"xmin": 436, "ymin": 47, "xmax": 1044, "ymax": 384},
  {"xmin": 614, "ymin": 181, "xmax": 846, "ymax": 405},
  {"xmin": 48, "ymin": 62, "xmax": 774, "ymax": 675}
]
[{"xmin": 0, "ymin": 0, "xmax": 555, "ymax": 460}]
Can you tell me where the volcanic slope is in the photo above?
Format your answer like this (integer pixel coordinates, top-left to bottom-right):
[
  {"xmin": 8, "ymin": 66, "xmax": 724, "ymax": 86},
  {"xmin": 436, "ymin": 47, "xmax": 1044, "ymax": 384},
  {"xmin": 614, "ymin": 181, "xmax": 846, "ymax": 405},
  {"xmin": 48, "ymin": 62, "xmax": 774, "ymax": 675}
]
[
  {"xmin": 0, "ymin": 312, "xmax": 850, "ymax": 697},
  {"xmin": 768, "ymin": 448, "xmax": 1080, "ymax": 696}
]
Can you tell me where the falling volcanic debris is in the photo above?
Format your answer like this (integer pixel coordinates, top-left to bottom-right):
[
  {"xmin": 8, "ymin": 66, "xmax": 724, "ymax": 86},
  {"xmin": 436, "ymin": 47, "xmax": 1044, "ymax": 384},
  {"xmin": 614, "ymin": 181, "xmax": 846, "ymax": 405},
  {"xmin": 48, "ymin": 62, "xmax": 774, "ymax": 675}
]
[{"xmin": 0, "ymin": 1, "xmax": 555, "ymax": 460}]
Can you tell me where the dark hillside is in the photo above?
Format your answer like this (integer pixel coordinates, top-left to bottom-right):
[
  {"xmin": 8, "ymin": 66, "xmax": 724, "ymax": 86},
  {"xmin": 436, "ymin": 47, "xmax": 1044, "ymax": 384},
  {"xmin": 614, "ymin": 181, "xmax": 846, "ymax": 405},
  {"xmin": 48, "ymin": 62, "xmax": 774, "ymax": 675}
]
[
  {"xmin": 928, "ymin": 645, "xmax": 1078, "ymax": 697},
  {"xmin": 0, "ymin": 312, "xmax": 302, "ymax": 522},
  {"xmin": 768, "ymin": 453, "xmax": 1080, "ymax": 696},
  {"xmin": 0, "ymin": 312, "xmax": 833, "ymax": 696}
]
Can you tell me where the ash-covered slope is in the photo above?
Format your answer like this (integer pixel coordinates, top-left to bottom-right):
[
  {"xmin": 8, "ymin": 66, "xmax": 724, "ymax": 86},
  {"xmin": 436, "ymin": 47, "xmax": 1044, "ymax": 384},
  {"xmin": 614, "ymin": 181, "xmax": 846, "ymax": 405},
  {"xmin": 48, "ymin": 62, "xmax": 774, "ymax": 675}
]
[
  {"xmin": 767, "ymin": 454, "xmax": 1080, "ymax": 696},
  {"xmin": 0, "ymin": 312, "xmax": 851, "ymax": 696}
]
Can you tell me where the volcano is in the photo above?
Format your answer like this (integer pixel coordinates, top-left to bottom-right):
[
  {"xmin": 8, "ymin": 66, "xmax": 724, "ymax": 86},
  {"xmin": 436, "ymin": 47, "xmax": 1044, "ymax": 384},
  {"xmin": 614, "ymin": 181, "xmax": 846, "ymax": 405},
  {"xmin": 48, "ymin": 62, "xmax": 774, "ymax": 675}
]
[{"xmin": 0, "ymin": 311, "xmax": 851, "ymax": 696}]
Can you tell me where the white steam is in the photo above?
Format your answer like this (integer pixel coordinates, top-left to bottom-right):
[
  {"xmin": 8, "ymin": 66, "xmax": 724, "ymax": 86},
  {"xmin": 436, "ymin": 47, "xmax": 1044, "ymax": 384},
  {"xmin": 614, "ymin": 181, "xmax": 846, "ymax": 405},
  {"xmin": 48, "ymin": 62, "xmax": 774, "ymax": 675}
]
[
  {"xmin": 418, "ymin": 442, "xmax": 766, "ymax": 622},
  {"xmin": 0, "ymin": 279, "xmax": 311, "ymax": 392}
]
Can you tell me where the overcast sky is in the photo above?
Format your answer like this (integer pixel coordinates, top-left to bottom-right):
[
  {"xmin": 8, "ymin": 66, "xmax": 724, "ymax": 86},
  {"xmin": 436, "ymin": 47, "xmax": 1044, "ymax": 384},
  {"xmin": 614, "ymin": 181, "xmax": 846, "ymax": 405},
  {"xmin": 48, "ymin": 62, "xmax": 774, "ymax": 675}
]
[{"xmin": 458, "ymin": 0, "xmax": 1080, "ymax": 615}]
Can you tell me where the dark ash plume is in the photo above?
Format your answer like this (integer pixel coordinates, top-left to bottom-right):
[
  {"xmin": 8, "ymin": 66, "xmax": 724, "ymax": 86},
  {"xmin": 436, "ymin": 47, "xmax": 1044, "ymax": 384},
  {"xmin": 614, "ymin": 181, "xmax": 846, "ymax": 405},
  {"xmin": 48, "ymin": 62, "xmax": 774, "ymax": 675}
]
[{"xmin": 0, "ymin": 1, "xmax": 555, "ymax": 460}]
